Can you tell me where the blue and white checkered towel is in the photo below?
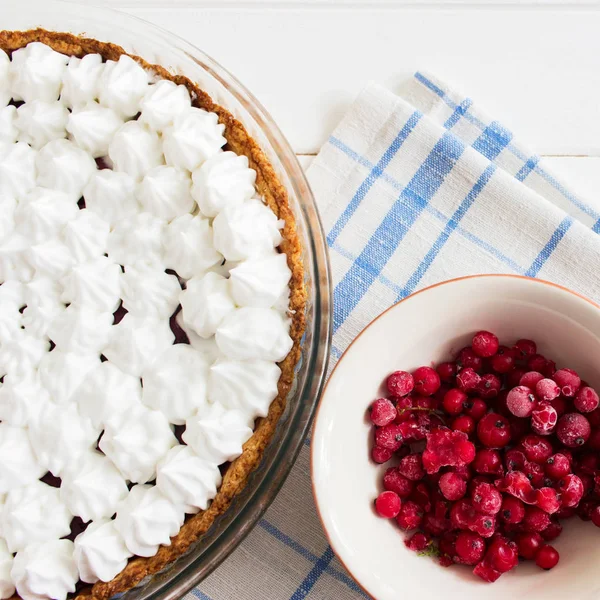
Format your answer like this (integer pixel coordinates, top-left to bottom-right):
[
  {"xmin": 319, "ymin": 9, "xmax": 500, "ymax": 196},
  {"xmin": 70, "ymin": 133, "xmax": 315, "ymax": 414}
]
[{"xmin": 189, "ymin": 73, "xmax": 600, "ymax": 600}]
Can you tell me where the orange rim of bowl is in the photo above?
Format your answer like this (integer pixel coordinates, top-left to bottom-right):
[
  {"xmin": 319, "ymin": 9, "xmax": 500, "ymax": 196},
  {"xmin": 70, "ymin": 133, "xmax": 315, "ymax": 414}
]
[{"xmin": 310, "ymin": 273, "xmax": 600, "ymax": 600}]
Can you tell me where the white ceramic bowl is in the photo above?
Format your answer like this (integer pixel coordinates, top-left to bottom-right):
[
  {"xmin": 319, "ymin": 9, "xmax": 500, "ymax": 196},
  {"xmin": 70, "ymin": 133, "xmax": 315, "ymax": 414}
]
[{"xmin": 312, "ymin": 275, "xmax": 600, "ymax": 600}]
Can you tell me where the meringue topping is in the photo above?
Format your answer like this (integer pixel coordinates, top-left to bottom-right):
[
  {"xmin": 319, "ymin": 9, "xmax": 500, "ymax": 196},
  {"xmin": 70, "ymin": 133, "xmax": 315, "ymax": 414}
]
[
  {"xmin": 36, "ymin": 139, "xmax": 97, "ymax": 197},
  {"xmin": 73, "ymin": 520, "xmax": 131, "ymax": 584},
  {"xmin": 191, "ymin": 151, "xmax": 256, "ymax": 217},
  {"xmin": 215, "ymin": 307, "xmax": 293, "ymax": 362},
  {"xmin": 103, "ymin": 313, "xmax": 174, "ymax": 377},
  {"xmin": 121, "ymin": 265, "xmax": 180, "ymax": 319},
  {"xmin": 163, "ymin": 213, "xmax": 222, "ymax": 279},
  {"xmin": 0, "ymin": 540, "xmax": 14, "ymax": 600},
  {"xmin": 163, "ymin": 108, "xmax": 226, "ymax": 171},
  {"xmin": 2, "ymin": 482, "xmax": 72, "ymax": 553},
  {"xmin": 108, "ymin": 121, "xmax": 164, "ymax": 181},
  {"xmin": 76, "ymin": 361, "xmax": 143, "ymax": 429},
  {"xmin": 99, "ymin": 55, "xmax": 150, "ymax": 119},
  {"xmin": 28, "ymin": 402, "xmax": 98, "ymax": 477},
  {"xmin": 66, "ymin": 101, "xmax": 124, "ymax": 158},
  {"xmin": 156, "ymin": 445, "xmax": 221, "ymax": 513},
  {"xmin": 137, "ymin": 165, "xmax": 195, "ymax": 220},
  {"xmin": 15, "ymin": 100, "xmax": 69, "ymax": 149},
  {"xmin": 10, "ymin": 42, "xmax": 68, "ymax": 103},
  {"xmin": 60, "ymin": 54, "xmax": 104, "ymax": 109},
  {"xmin": 213, "ymin": 198, "xmax": 283, "ymax": 261},
  {"xmin": 140, "ymin": 80, "xmax": 191, "ymax": 131},
  {"xmin": 100, "ymin": 404, "xmax": 177, "ymax": 483},
  {"xmin": 229, "ymin": 252, "xmax": 291, "ymax": 308},
  {"xmin": 114, "ymin": 484, "xmax": 184, "ymax": 557},
  {"xmin": 183, "ymin": 402, "xmax": 253, "ymax": 465},
  {"xmin": 11, "ymin": 539, "xmax": 77, "ymax": 600},
  {"xmin": 0, "ymin": 424, "xmax": 46, "ymax": 493},
  {"xmin": 180, "ymin": 271, "xmax": 235, "ymax": 338},
  {"xmin": 60, "ymin": 450, "xmax": 129, "ymax": 522},
  {"xmin": 142, "ymin": 344, "xmax": 209, "ymax": 425}
]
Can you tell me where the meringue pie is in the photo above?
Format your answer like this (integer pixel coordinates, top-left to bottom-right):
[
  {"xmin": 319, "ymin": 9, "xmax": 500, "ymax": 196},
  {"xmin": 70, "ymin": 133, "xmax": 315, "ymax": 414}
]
[{"xmin": 0, "ymin": 29, "xmax": 305, "ymax": 600}]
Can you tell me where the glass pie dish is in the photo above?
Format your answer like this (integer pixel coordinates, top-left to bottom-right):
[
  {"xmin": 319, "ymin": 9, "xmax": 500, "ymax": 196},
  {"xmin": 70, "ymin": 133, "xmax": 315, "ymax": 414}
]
[{"xmin": 0, "ymin": 1, "xmax": 331, "ymax": 598}]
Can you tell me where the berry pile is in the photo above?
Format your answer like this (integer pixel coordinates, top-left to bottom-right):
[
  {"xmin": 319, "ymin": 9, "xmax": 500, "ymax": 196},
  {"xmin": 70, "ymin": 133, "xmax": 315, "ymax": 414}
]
[{"xmin": 370, "ymin": 331, "xmax": 600, "ymax": 583}]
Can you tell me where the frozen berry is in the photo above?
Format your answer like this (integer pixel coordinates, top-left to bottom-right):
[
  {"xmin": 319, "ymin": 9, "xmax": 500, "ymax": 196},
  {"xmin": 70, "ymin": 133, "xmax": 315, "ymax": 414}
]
[
  {"xmin": 371, "ymin": 446, "xmax": 393, "ymax": 463},
  {"xmin": 556, "ymin": 413, "xmax": 591, "ymax": 447},
  {"xmin": 535, "ymin": 545, "xmax": 559, "ymax": 570},
  {"xmin": 506, "ymin": 386, "xmax": 536, "ymax": 418},
  {"xmin": 386, "ymin": 371, "xmax": 414, "ymax": 397},
  {"xmin": 507, "ymin": 367, "xmax": 527, "ymax": 389},
  {"xmin": 457, "ymin": 347, "xmax": 483, "ymax": 372},
  {"xmin": 465, "ymin": 398, "xmax": 487, "ymax": 421},
  {"xmin": 513, "ymin": 339, "xmax": 537, "ymax": 360},
  {"xmin": 422, "ymin": 430, "xmax": 476, "ymax": 474},
  {"xmin": 396, "ymin": 500, "xmax": 423, "ymax": 530},
  {"xmin": 472, "ymin": 331, "xmax": 499, "ymax": 358},
  {"xmin": 439, "ymin": 472, "xmax": 467, "ymax": 501},
  {"xmin": 527, "ymin": 354, "xmax": 548, "ymax": 372},
  {"xmin": 543, "ymin": 360, "xmax": 557, "ymax": 378},
  {"xmin": 370, "ymin": 398, "xmax": 397, "ymax": 426},
  {"xmin": 456, "ymin": 368, "xmax": 481, "ymax": 394},
  {"xmin": 487, "ymin": 537, "xmax": 518, "ymax": 573},
  {"xmin": 374, "ymin": 423, "xmax": 404, "ymax": 451},
  {"xmin": 588, "ymin": 407, "xmax": 600, "ymax": 427},
  {"xmin": 383, "ymin": 467, "xmax": 414, "ymax": 498},
  {"xmin": 521, "ymin": 435, "xmax": 553, "ymax": 464},
  {"xmin": 553, "ymin": 368, "xmax": 581, "ymax": 397},
  {"xmin": 452, "ymin": 415, "xmax": 475, "ymax": 436},
  {"xmin": 472, "ymin": 448, "xmax": 504, "ymax": 475},
  {"xmin": 436, "ymin": 361, "xmax": 457, "ymax": 382},
  {"xmin": 535, "ymin": 487, "xmax": 560, "ymax": 514},
  {"xmin": 477, "ymin": 413, "xmax": 511, "ymax": 448},
  {"xmin": 588, "ymin": 428, "xmax": 600, "ymax": 451},
  {"xmin": 455, "ymin": 531, "xmax": 486, "ymax": 565},
  {"xmin": 375, "ymin": 491, "xmax": 401, "ymax": 518},
  {"xmin": 531, "ymin": 402, "xmax": 558, "ymax": 436},
  {"xmin": 577, "ymin": 452, "xmax": 598, "ymax": 475},
  {"xmin": 413, "ymin": 366, "xmax": 441, "ymax": 396},
  {"xmin": 557, "ymin": 473, "xmax": 584, "ymax": 507},
  {"xmin": 490, "ymin": 346, "xmax": 515, "ymax": 374},
  {"xmin": 405, "ymin": 531, "xmax": 430, "ymax": 551},
  {"xmin": 541, "ymin": 521, "xmax": 562, "ymax": 541},
  {"xmin": 443, "ymin": 388, "xmax": 468, "ymax": 415},
  {"xmin": 476, "ymin": 374, "xmax": 502, "ymax": 399},
  {"xmin": 522, "ymin": 506, "xmax": 551, "ymax": 532},
  {"xmin": 398, "ymin": 454, "xmax": 425, "ymax": 481},
  {"xmin": 504, "ymin": 449, "xmax": 527, "ymax": 472},
  {"xmin": 409, "ymin": 483, "xmax": 431, "ymax": 512},
  {"xmin": 523, "ymin": 460, "xmax": 545, "ymax": 488},
  {"xmin": 496, "ymin": 471, "xmax": 536, "ymax": 504},
  {"xmin": 535, "ymin": 378, "xmax": 560, "ymax": 402},
  {"xmin": 500, "ymin": 496, "xmax": 525, "ymax": 524},
  {"xmin": 574, "ymin": 386, "xmax": 600, "ymax": 413},
  {"xmin": 591, "ymin": 506, "xmax": 600, "ymax": 528},
  {"xmin": 549, "ymin": 395, "xmax": 567, "ymax": 418},
  {"xmin": 473, "ymin": 559, "xmax": 502, "ymax": 583},
  {"xmin": 516, "ymin": 532, "xmax": 542, "ymax": 559},
  {"xmin": 471, "ymin": 482, "xmax": 502, "ymax": 515},
  {"xmin": 520, "ymin": 370, "xmax": 545, "ymax": 388},
  {"xmin": 545, "ymin": 453, "xmax": 571, "ymax": 480}
]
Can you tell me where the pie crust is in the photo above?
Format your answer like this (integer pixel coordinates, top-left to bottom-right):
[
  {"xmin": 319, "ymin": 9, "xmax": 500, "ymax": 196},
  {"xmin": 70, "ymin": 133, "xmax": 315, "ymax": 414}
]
[{"xmin": 0, "ymin": 28, "xmax": 306, "ymax": 600}]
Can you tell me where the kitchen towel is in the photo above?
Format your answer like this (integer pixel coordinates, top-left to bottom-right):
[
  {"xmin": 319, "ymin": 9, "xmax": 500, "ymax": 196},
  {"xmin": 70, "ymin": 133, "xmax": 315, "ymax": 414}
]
[{"xmin": 189, "ymin": 73, "xmax": 600, "ymax": 600}]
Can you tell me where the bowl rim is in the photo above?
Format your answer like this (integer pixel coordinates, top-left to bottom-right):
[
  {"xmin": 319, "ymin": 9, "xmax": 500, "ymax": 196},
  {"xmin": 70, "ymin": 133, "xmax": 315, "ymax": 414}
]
[{"xmin": 310, "ymin": 273, "xmax": 600, "ymax": 600}]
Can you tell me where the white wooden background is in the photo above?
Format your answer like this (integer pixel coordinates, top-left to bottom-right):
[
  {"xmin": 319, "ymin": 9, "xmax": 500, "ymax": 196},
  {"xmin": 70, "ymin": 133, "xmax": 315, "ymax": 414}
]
[{"xmin": 102, "ymin": 0, "xmax": 600, "ymax": 202}]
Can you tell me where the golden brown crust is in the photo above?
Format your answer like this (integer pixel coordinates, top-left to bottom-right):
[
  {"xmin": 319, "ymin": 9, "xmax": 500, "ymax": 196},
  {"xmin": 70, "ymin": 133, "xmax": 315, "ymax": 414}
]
[{"xmin": 0, "ymin": 29, "xmax": 306, "ymax": 600}]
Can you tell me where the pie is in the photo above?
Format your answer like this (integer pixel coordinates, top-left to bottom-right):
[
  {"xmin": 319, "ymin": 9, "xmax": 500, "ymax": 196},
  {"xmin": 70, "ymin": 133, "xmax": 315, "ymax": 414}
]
[{"xmin": 0, "ymin": 28, "xmax": 305, "ymax": 600}]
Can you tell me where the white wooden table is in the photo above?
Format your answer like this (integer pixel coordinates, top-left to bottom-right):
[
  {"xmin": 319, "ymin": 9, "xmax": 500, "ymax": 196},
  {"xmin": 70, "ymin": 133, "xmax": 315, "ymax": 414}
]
[{"xmin": 107, "ymin": 0, "xmax": 600, "ymax": 196}]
